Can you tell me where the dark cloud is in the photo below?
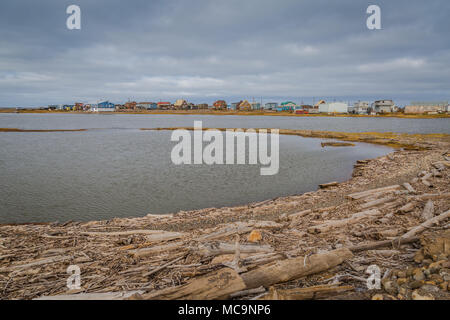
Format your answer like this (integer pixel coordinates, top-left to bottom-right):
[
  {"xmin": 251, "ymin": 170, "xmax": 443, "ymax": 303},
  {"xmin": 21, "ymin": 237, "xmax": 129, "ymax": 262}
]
[{"xmin": 0, "ymin": 0, "xmax": 449, "ymax": 107}]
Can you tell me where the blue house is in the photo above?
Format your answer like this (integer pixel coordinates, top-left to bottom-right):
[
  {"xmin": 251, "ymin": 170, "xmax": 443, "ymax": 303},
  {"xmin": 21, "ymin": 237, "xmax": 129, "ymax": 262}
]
[{"xmin": 92, "ymin": 101, "xmax": 115, "ymax": 112}]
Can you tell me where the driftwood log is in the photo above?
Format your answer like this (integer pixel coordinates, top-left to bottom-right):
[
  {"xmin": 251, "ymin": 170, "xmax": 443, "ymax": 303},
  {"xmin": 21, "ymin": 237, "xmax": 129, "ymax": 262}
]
[
  {"xmin": 260, "ymin": 284, "xmax": 354, "ymax": 300},
  {"xmin": 308, "ymin": 209, "xmax": 381, "ymax": 234},
  {"xmin": 140, "ymin": 248, "xmax": 353, "ymax": 300},
  {"xmin": 347, "ymin": 185, "xmax": 400, "ymax": 200}
]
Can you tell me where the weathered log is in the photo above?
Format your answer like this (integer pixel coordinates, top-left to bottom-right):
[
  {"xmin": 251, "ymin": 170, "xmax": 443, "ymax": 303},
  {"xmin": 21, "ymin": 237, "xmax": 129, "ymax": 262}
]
[
  {"xmin": 242, "ymin": 253, "xmax": 285, "ymax": 267},
  {"xmin": 421, "ymin": 179, "xmax": 433, "ymax": 188},
  {"xmin": 80, "ymin": 230, "xmax": 184, "ymax": 242},
  {"xmin": 288, "ymin": 209, "xmax": 312, "ymax": 222},
  {"xmin": 143, "ymin": 255, "xmax": 186, "ymax": 277},
  {"xmin": 140, "ymin": 268, "xmax": 247, "ymax": 300},
  {"xmin": 308, "ymin": 209, "xmax": 381, "ymax": 234},
  {"xmin": 319, "ymin": 182, "xmax": 339, "ymax": 189},
  {"xmin": 359, "ymin": 196, "xmax": 395, "ymax": 210},
  {"xmin": 230, "ymin": 286, "xmax": 266, "ymax": 298},
  {"xmin": 196, "ymin": 242, "xmax": 274, "ymax": 257},
  {"xmin": 1, "ymin": 255, "xmax": 71, "ymax": 272},
  {"xmin": 410, "ymin": 193, "xmax": 450, "ymax": 201},
  {"xmin": 347, "ymin": 185, "xmax": 400, "ymax": 200},
  {"xmin": 260, "ymin": 284, "xmax": 354, "ymax": 300},
  {"xmin": 402, "ymin": 183, "xmax": 416, "ymax": 194},
  {"xmin": 432, "ymin": 162, "xmax": 445, "ymax": 171},
  {"xmin": 240, "ymin": 248, "xmax": 353, "ymax": 290},
  {"xmin": 130, "ymin": 241, "xmax": 185, "ymax": 258},
  {"xmin": 347, "ymin": 237, "xmax": 420, "ymax": 252},
  {"xmin": 431, "ymin": 168, "xmax": 442, "ymax": 178},
  {"xmin": 141, "ymin": 248, "xmax": 352, "ymax": 300},
  {"xmin": 397, "ymin": 202, "xmax": 415, "ymax": 214},
  {"xmin": 421, "ymin": 200, "xmax": 434, "ymax": 220},
  {"xmin": 34, "ymin": 291, "xmax": 144, "ymax": 300},
  {"xmin": 421, "ymin": 172, "xmax": 433, "ymax": 180},
  {"xmin": 401, "ymin": 209, "xmax": 450, "ymax": 239},
  {"xmin": 196, "ymin": 221, "xmax": 282, "ymax": 242}
]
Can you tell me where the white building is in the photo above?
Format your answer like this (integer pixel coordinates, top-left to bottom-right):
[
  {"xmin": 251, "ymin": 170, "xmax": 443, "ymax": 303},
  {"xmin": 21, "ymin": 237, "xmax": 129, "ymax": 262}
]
[
  {"xmin": 404, "ymin": 101, "xmax": 448, "ymax": 114},
  {"xmin": 351, "ymin": 101, "xmax": 369, "ymax": 114},
  {"xmin": 372, "ymin": 100, "xmax": 395, "ymax": 113},
  {"xmin": 318, "ymin": 102, "xmax": 349, "ymax": 113}
]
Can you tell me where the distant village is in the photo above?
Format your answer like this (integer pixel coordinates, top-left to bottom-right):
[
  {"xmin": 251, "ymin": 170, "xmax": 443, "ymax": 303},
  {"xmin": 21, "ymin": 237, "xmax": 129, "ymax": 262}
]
[{"xmin": 32, "ymin": 99, "xmax": 450, "ymax": 115}]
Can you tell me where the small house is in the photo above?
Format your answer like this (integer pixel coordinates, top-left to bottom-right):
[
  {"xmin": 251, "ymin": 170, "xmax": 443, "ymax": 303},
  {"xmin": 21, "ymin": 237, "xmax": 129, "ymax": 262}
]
[
  {"xmin": 237, "ymin": 100, "xmax": 252, "ymax": 111},
  {"xmin": 157, "ymin": 102, "xmax": 172, "ymax": 110},
  {"xmin": 279, "ymin": 101, "xmax": 297, "ymax": 111},
  {"xmin": 372, "ymin": 100, "xmax": 395, "ymax": 114},
  {"xmin": 92, "ymin": 101, "xmax": 115, "ymax": 112},
  {"xmin": 264, "ymin": 102, "xmax": 278, "ymax": 110},
  {"xmin": 251, "ymin": 102, "xmax": 261, "ymax": 110},
  {"xmin": 213, "ymin": 100, "xmax": 227, "ymax": 110},
  {"xmin": 137, "ymin": 102, "xmax": 157, "ymax": 110},
  {"xmin": 174, "ymin": 99, "xmax": 188, "ymax": 109}
]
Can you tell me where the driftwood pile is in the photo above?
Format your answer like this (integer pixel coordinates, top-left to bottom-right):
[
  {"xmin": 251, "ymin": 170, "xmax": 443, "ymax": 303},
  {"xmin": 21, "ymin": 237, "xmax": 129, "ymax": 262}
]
[{"xmin": 0, "ymin": 150, "xmax": 449, "ymax": 300}]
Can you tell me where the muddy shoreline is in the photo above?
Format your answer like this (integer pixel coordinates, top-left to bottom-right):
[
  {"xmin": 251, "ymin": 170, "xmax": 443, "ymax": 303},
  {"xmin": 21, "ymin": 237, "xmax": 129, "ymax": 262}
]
[{"xmin": 0, "ymin": 130, "xmax": 449, "ymax": 300}]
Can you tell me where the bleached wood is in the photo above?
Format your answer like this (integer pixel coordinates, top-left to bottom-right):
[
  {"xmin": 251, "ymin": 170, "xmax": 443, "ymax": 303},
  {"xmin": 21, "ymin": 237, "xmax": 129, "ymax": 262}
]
[{"xmin": 347, "ymin": 185, "xmax": 400, "ymax": 200}]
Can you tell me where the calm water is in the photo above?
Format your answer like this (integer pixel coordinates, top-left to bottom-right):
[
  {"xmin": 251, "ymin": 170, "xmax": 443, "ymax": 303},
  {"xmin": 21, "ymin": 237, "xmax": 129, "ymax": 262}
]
[
  {"xmin": 1, "ymin": 113, "xmax": 445, "ymax": 223},
  {"xmin": 0, "ymin": 131, "xmax": 393, "ymax": 223},
  {"xmin": 0, "ymin": 113, "xmax": 449, "ymax": 133}
]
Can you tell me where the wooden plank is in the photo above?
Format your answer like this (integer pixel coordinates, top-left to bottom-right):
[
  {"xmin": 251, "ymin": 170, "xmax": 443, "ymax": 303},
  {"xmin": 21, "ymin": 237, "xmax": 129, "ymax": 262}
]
[
  {"xmin": 240, "ymin": 248, "xmax": 353, "ymax": 290},
  {"xmin": 260, "ymin": 284, "xmax": 354, "ymax": 300},
  {"xmin": 308, "ymin": 209, "xmax": 381, "ymax": 234},
  {"xmin": 34, "ymin": 291, "xmax": 144, "ymax": 300},
  {"xmin": 80, "ymin": 230, "xmax": 184, "ymax": 242},
  {"xmin": 347, "ymin": 185, "xmax": 400, "ymax": 200}
]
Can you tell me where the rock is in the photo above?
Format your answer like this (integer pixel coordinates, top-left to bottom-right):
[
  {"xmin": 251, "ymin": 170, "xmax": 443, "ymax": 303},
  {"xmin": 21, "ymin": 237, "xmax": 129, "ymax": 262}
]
[
  {"xmin": 396, "ymin": 271, "xmax": 407, "ymax": 278},
  {"xmin": 414, "ymin": 251, "xmax": 425, "ymax": 263},
  {"xmin": 247, "ymin": 230, "xmax": 262, "ymax": 243},
  {"xmin": 409, "ymin": 280, "xmax": 424, "ymax": 289},
  {"xmin": 412, "ymin": 290, "xmax": 435, "ymax": 300},
  {"xmin": 421, "ymin": 284, "xmax": 439, "ymax": 293},
  {"xmin": 397, "ymin": 278, "xmax": 408, "ymax": 286},
  {"xmin": 437, "ymin": 254, "xmax": 447, "ymax": 261},
  {"xmin": 439, "ymin": 282, "xmax": 448, "ymax": 291},
  {"xmin": 440, "ymin": 269, "xmax": 450, "ymax": 282},
  {"xmin": 406, "ymin": 267, "xmax": 414, "ymax": 277},
  {"xmin": 372, "ymin": 294, "xmax": 384, "ymax": 300},
  {"xmin": 429, "ymin": 274, "xmax": 443, "ymax": 283},
  {"xmin": 428, "ymin": 260, "xmax": 445, "ymax": 273},
  {"xmin": 382, "ymin": 280, "xmax": 397, "ymax": 295},
  {"xmin": 413, "ymin": 269, "xmax": 425, "ymax": 281},
  {"xmin": 398, "ymin": 286, "xmax": 409, "ymax": 297}
]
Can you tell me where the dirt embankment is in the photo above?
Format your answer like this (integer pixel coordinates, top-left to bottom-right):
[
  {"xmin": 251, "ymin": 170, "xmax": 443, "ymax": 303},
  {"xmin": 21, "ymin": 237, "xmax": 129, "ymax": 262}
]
[{"xmin": 0, "ymin": 131, "xmax": 449, "ymax": 300}]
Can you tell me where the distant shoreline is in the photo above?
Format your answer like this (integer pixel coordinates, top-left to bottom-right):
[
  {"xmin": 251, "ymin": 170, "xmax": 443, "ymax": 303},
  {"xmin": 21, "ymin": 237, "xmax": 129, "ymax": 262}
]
[{"xmin": 1, "ymin": 108, "xmax": 449, "ymax": 119}]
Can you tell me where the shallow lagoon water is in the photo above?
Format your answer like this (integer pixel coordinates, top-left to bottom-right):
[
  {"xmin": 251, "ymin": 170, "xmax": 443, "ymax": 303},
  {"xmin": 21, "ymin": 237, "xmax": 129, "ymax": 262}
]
[{"xmin": 0, "ymin": 125, "xmax": 393, "ymax": 223}]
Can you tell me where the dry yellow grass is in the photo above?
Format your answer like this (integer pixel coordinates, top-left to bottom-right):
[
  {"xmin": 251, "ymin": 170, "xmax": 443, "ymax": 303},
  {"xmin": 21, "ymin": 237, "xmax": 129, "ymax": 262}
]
[{"xmin": 2, "ymin": 108, "xmax": 449, "ymax": 119}]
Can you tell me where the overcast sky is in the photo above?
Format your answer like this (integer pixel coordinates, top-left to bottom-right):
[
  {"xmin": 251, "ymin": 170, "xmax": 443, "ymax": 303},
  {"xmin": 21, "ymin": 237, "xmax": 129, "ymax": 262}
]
[{"xmin": 1, "ymin": 0, "xmax": 449, "ymax": 107}]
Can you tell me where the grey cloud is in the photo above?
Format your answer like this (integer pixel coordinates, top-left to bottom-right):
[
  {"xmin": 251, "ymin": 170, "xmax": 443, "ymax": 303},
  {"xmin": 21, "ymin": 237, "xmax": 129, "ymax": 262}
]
[{"xmin": 0, "ymin": 0, "xmax": 449, "ymax": 107}]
